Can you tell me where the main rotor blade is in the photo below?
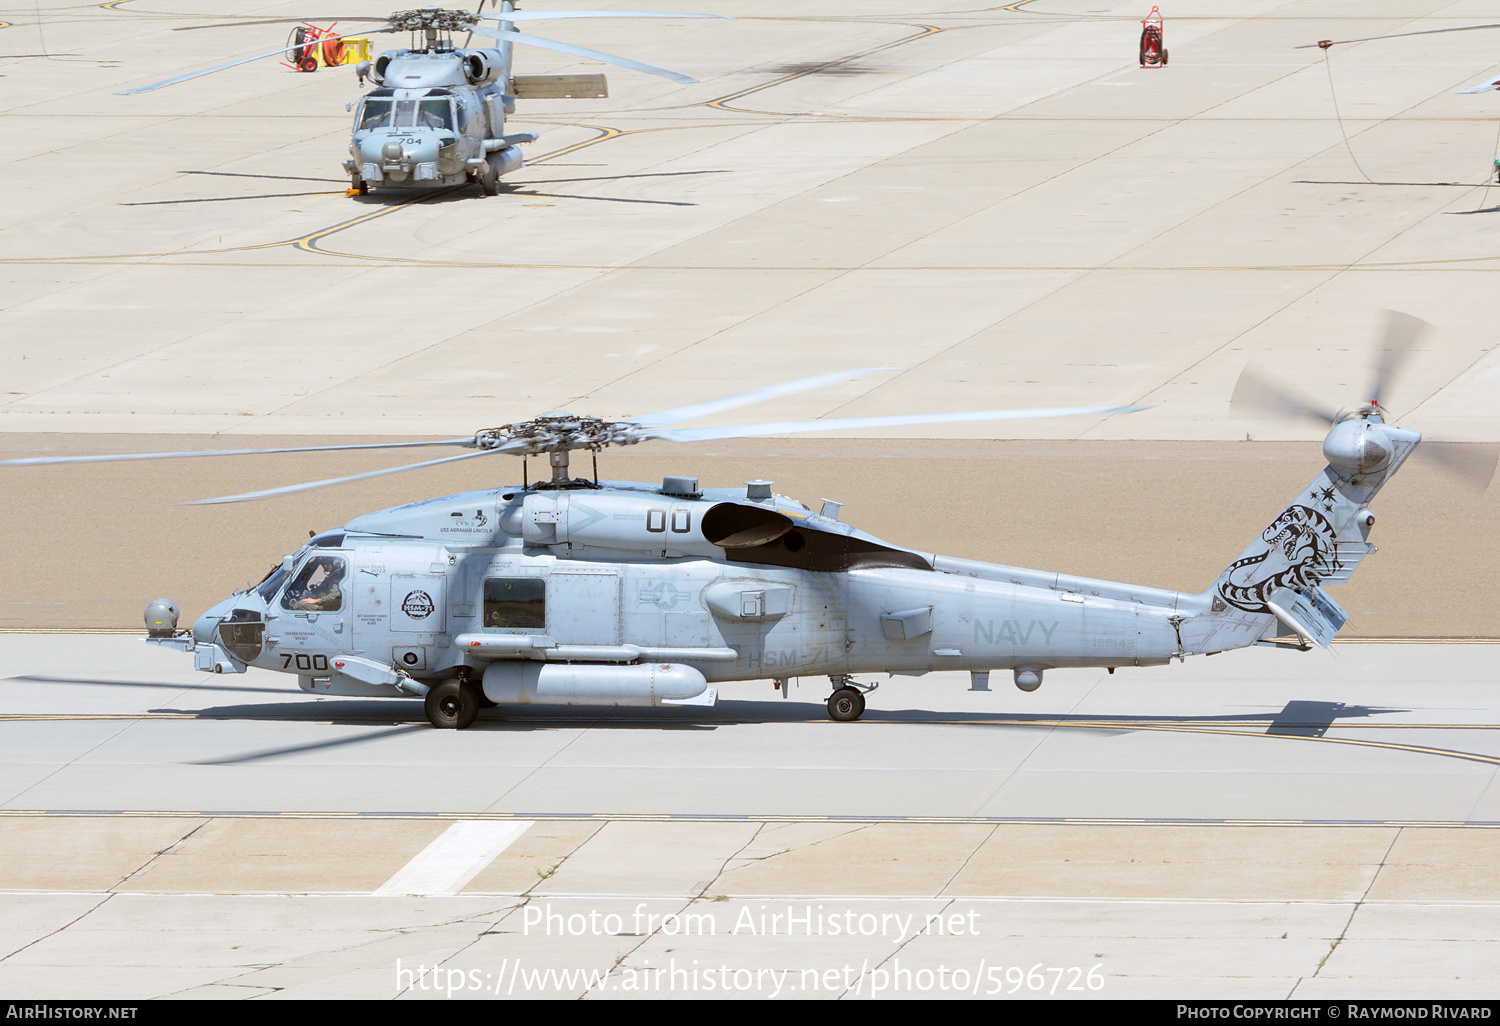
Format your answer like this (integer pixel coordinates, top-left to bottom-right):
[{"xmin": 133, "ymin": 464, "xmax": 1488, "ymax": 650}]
[
  {"xmin": 0, "ymin": 438, "xmax": 475, "ymax": 467},
  {"xmin": 186, "ymin": 448, "xmax": 502, "ymax": 505},
  {"xmin": 646, "ymin": 405, "xmax": 1145, "ymax": 443},
  {"xmin": 173, "ymin": 18, "xmax": 389, "ymax": 32},
  {"xmin": 631, "ymin": 368, "xmax": 891, "ymax": 429},
  {"xmin": 117, "ymin": 27, "xmax": 392, "ymax": 94},
  {"xmin": 1416, "ymin": 441, "xmax": 1499, "ymax": 493},
  {"xmin": 1369, "ymin": 309, "xmax": 1428, "ymax": 407},
  {"xmin": 1296, "ymin": 23, "xmax": 1500, "ymax": 48},
  {"xmin": 476, "ymin": 27, "xmax": 696, "ymax": 83},
  {"xmin": 487, "ymin": 11, "xmax": 725, "ymax": 22},
  {"xmin": 1459, "ymin": 74, "xmax": 1500, "ymax": 94},
  {"xmin": 1230, "ymin": 368, "xmax": 1341, "ymax": 426}
]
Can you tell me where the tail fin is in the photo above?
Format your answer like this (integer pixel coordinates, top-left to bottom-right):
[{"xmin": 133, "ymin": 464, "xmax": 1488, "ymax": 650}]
[{"xmin": 1199, "ymin": 417, "xmax": 1421, "ymax": 650}]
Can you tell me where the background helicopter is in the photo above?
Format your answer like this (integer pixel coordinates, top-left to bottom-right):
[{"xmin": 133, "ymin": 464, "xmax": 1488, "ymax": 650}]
[
  {"xmin": 5, "ymin": 330, "xmax": 1457, "ymax": 731},
  {"xmin": 119, "ymin": 3, "xmax": 721, "ymax": 196}
]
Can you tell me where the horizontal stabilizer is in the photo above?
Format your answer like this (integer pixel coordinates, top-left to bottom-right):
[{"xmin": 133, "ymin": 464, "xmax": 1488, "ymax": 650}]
[
  {"xmin": 1459, "ymin": 76, "xmax": 1500, "ymax": 94},
  {"xmin": 1266, "ymin": 586, "xmax": 1347, "ymax": 649}
]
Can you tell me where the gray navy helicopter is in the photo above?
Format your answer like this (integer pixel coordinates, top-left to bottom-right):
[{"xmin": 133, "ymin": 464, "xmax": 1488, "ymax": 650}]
[
  {"xmin": 119, "ymin": 3, "xmax": 720, "ymax": 196},
  {"xmin": 5, "ymin": 324, "xmax": 1468, "ymax": 730}
]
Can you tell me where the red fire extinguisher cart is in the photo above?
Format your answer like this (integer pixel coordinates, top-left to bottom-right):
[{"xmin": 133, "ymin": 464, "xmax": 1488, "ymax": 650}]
[
  {"xmin": 283, "ymin": 22, "xmax": 346, "ymax": 74},
  {"xmin": 1139, "ymin": 7, "xmax": 1166, "ymax": 68}
]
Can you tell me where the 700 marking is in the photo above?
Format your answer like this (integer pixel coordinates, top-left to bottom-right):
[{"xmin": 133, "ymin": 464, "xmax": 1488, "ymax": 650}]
[{"xmin": 282, "ymin": 653, "xmax": 329, "ymax": 672}]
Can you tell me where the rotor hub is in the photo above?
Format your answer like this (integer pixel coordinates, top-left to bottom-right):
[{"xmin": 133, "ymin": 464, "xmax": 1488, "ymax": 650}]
[
  {"xmin": 473, "ymin": 415, "xmax": 645, "ymax": 456},
  {"xmin": 386, "ymin": 9, "xmax": 478, "ymax": 33},
  {"xmin": 1323, "ymin": 418, "xmax": 1395, "ymax": 476}
]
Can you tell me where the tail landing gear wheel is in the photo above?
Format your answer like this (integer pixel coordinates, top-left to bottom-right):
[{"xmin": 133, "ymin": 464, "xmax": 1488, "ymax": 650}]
[
  {"xmin": 425, "ymin": 679, "xmax": 480, "ymax": 729},
  {"xmin": 827, "ymin": 687, "xmax": 865, "ymax": 722}
]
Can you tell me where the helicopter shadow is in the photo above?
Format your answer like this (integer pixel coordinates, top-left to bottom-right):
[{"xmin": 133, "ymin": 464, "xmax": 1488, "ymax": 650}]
[
  {"xmin": 158, "ymin": 697, "xmax": 1404, "ymax": 739},
  {"xmin": 172, "ymin": 698, "xmax": 1409, "ymax": 767},
  {"xmin": 346, "ymin": 168, "xmax": 732, "ymax": 208},
  {"xmin": 164, "ymin": 699, "xmax": 725, "ymax": 732},
  {"xmin": 761, "ymin": 61, "xmax": 886, "ymax": 77},
  {"xmin": 11, "ymin": 674, "xmax": 293, "ymax": 697},
  {"xmin": 1294, "ymin": 180, "xmax": 1481, "ymax": 187},
  {"xmin": 347, "ymin": 186, "xmax": 698, "ymax": 208}
]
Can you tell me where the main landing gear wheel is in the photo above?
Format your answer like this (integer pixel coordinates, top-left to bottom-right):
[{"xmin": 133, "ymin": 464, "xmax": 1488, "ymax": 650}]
[
  {"xmin": 827, "ymin": 687, "xmax": 865, "ymax": 722},
  {"xmin": 480, "ymin": 163, "xmax": 501, "ymax": 196},
  {"xmin": 425, "ymin": 679, "xmax": 480, "ymax": 729}
]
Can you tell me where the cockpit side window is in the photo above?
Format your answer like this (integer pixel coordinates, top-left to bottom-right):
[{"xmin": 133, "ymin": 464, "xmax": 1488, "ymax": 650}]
[
  {"xmin": 280, "ymin": 555, "xmax": 348, "ymax": 613},
  {"xmin": 416, "ymin": 98, "xmax": 454, "ymax": 131},
  {"xmin": 255, "ymin": 544, "xmax": 309, "ymax": 602},
  {"xmin": 255, "ymin": 565, "xmax": 289, "ymax": 603},
  {"xmin": 359, "ymin": 99, "xmax": 394, "ymax": 130}
]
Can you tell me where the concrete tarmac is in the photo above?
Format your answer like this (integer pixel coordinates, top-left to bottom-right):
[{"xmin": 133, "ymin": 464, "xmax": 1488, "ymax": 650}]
[
  {"xmin": 1, "ymin": 636, "xmax": 1498, "ymax": 998},
  {"xmin": 2, "ymin": 635, "xmax": 1499, "ymax": 822},
  {"xmin": 1, "ymin": 1, "xmax": 1499, "ymax": 442}
]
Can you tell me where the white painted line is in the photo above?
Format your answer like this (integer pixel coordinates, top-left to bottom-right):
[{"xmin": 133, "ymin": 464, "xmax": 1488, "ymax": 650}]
[{"xmin": 375, "ymin": 820, "xmax": 534, "ymax": 896}]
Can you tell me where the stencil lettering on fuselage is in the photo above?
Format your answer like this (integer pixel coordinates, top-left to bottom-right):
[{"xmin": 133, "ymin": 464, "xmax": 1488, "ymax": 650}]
[
  {"xmin": 746, "ymin": 645, "xmax": 830, "ymax": 671},
  {"xmin": 973, "ymin": 620, "xmax": 1060, "ymax": 645}
]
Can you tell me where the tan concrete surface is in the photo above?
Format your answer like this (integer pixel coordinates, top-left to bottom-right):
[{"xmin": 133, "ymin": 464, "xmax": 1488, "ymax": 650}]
[
  {"xmin": 0, "ymin": 816, "xmax": 1489, "ymax": 900},
  {"xmin": 462, "ymin": 819, "xmax": 603, "ymax": 894},
  {"xmin": 1, "ymin": 817, "xmax": 1498, "ymax": 998},
  {"xmin": 1366, "ymin": 826, "xmax": 1500, "ymax": 900},
  {"xmin": 531, "ymin": 819, "xmax": 762, "ymax": 896},
  {"xmin": 3, "ymin": 433, "xmax": 1497, "ymax": 635},
  {"xmin": 714, "ymin": 822, "xmax": 998, "ymax": 896},
  {"xmin": 0, "ymin": 815, "xmax": 204, "ymax": 891},
  {"xmin": 113, "ymin": 817, "xmax": 453, "ymax": 892},
  {"xmin": 944, "ymin": 825, "xmax": 1397, "ymax": 900}
]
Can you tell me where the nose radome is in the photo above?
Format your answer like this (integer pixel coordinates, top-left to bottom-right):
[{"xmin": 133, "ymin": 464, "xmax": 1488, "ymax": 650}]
[{"xmin": 192, "ymin": 597, "xmax": 237, "ymax": 643}]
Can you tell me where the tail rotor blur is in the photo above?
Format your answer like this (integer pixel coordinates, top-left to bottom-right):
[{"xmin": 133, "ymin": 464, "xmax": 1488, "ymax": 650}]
[{"xmin": 1231, "ymin": 311, "xmax": 1495, "ymax": 491}]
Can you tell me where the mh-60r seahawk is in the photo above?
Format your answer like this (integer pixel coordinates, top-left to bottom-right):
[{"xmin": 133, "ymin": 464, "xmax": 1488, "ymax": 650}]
[
  {"xmin": 119, "ymin": 4, "xmax": 721, "ymax": 196},
  {"xmin": 6, "ymin": 335, "xmax": 1458, "ymax": 730}
]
